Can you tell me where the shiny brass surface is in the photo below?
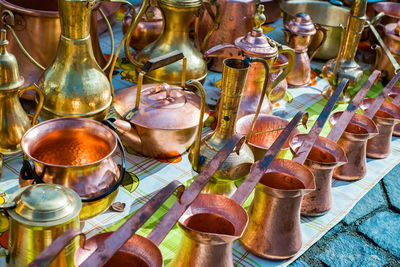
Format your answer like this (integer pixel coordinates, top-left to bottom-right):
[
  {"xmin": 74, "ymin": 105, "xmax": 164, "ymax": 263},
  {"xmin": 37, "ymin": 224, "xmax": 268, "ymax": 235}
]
[
  {"xmin": 3, "ymin": 184, "xmax": 81, "ymax": 267},
  {"xmin": 122, "ymin": 5, "xmax": 162, "ymax": 51},
  {"xmin": 360, "ymin": 98, "xmax": 400, "ymax": 159},
  {"xmin": 240, "ymin": 158, "xmax": 315, "ymax": 259},
  {"xmin": 189, "ymin": 58, "xmax": 255, "ymax": 196},
  {"xmin": 290, "ymin": 134, "xmax": 347, "ymax": 216},
  {"xmin": 20, "ymin": 118, "xmax": 122, "ymax": 220},
  {"xmin": 0, "ymin": 0, "xmax": 113, "ymax": 100},
  {"xmin": 285, "ymin": 13, "xmax": 327, "ymax": 87},
  {"xmin": 281, "ymin": 0, "xmax": 349, "ymax": 60},
  {"xmin": 322, "ymin": 0, "xmax": 367, "ymax": 100},
  {"xmin": 0, "ymin": 29, "xmax": 43, "ymax": 177},
  {"xmin": 330, "ymin": 112, "xmax": 378, "ymax": 180},
  {"xmin": 125, "ymin": 0, "xmax": 208, "ymax": 85},
  {"xmin": 236, "ymin": 114, "xmax": 300, "ymax": 160},
  {"xmin": 195, "ymin": 0, "xmax": 255, "ymax": 72}
]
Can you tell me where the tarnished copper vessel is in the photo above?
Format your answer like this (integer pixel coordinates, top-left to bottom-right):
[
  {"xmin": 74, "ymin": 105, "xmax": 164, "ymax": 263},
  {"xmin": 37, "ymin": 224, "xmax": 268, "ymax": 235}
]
[
  {"xmin": 1, "ymin": 184, "xmax": 81, "ymax": 267},
  {"xmin": 124, "ymin": 0, "xmax": 216, "ymax": 85},
  {"xmin": 241, "ymin": 158, "xmax": 315, "ymax": 259},
  {"xmin": 360, "ymin": 98, "xmax": 400, "ymax": 158},
  {"xmin": 122, "ymin": 5, "xmax": 162, "ymax": 51},
  {"xmin": 204, "ymin": 5, "xmax": 295, "ymax": 117},
  {"xmin": 19, "ymin": 118, "xmax": 126, "ymax": 220},
  {"xmin": 0, "ymin": 0, "xmax": 114, "ymax": 100},
  {"xmin": 330, "ymin": 112, "xmax": 378, "ymax": 180},
  {"xmin": 113, "ymin": 51, "xmax": 209, "ymax": 159},
  {"xmin": 290, "ymin": 135, "xmax": 347, "ymax": 216},
  {"xmin": 195, "ymin": 0, "xmax": 255, "ymax": 72},
  {"xmin": 0, "ymin": 28, "xmax": 43, "ymax": 177},
  {"xmin": 285, "ymin": 13, "xmax": 327, "ymax": 87}
]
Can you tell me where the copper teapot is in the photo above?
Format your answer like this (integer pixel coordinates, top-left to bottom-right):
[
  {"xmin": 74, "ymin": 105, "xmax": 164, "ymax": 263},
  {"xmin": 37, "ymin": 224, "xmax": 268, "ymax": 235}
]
[
  {"xmin": 0, "ymin": 28, "xmax": 43, "ymax": 177},
  {"xmin": 284, "ymin": 12, "xmax": 327, "ymax": 87},
  {"xmin": 113, "ymin": 51, "xmax": 209, "ymax": 159},
  {"xmin": 204, "ymin": 5, "xmax": 295, "ymax": 118},
  {"xmin": 124, "ymin": 0, "xmax": 219, "ymax": 85}
]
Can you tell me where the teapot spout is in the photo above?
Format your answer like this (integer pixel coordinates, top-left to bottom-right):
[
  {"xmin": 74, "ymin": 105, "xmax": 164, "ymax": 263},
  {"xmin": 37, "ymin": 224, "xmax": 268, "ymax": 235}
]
[{"xmin": 111, "ymin": 118, "xmax": 143, "ymax": 154}]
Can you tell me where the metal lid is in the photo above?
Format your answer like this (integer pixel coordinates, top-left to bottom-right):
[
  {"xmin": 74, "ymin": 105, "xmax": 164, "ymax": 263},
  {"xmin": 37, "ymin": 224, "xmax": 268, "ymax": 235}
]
[
  {"xmin": 114, "ymin": 83, "xmax": 209, "ymax": 130},
  {"xmin": 285, "ymin": 12, "xmax": 316, "ymax": 36},
  {"xmin": 158, "ymin": 0, "xmax": 201, "ymax": 8},
  {"xmin": 234, "ymin": 5, "xmax": 278, "ymax": 58},
  {"xmin": 7, "ymin": 184, "xmax": 81, "ymax": 226},
  {"xmin": 0, "ymin": 29, "xmax": 24, "ymax": 90}
]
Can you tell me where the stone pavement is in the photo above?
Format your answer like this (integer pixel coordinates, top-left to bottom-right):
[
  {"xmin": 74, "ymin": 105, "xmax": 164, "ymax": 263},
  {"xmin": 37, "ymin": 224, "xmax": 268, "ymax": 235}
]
[{"xmin": 290, "ymin": 164, "xmax": 400, "ymax": 266}]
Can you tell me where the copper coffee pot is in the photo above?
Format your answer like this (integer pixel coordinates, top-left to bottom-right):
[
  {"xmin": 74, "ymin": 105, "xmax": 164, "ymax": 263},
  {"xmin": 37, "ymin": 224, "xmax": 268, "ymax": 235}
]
[
  {"xmin": 0, "ymin": 29, "xmax": 43, "ymax": 177},
  {"xmin": 188, "ymin": 57, "xmax": 271, "ymax": 196},
  {"xmin": 388, "ymin": 88, "xmax": 400, "ymax": 136},
  {"xmin": 0, "ymin": 0, "xmax": 115, "ymax": 100},
  {"xmin": 204, "ymin": 5, "xmax": 295, "ymax": 118},
  {"xmin": 122, "ymin": 3, "xmax": 162, "ymax": 51},
  {"xmin": 284, "ymin": 13, "xmax": 328, "ymax": 87},
  {"xmin": 28, "ymin": 135, "xmax": 245, "ymax": 267},
  {"xmin": 124, "ymin": 0, "xmax": 219, "ymax": 85},
  {"xmin": 112, "ymin": 51, "xmax": 209, "ymax": 159}
]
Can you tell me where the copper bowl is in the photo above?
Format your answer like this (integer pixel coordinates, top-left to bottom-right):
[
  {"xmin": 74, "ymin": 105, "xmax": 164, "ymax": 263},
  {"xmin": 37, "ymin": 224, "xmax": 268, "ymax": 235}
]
[
  {"xmin": 20, "ymin": 118, "xmax": 124, "ymax": 220},
  {"xmin": 236, "ymin": 114, "xmax": 300, "ymax": 160}
]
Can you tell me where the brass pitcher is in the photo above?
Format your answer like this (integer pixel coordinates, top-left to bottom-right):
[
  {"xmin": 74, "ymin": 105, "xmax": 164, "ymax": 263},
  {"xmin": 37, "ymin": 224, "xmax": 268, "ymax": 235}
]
[
  {"xmin": 188, "ymin": 57, "xmax": 269, "ymax": 196},
  {"xmin": 284, "ymin": 12, "xmax": 327, "ymax": 87},
  {"xmin": 330, "ymin": 112, "xmax": 378, "ymax": 180},
  {"xmin": 204, "ymin": 5, "xmax": 295, "ymax": 118},
  {"xmin": 0, "ymin": 28, "xmax": 43, "ymax": 177},
  {"xmin": 124, "ymin": 0, "xmax": 218, "ymax": 85},
  {"xmin": 0, "ymin": 184, "xmax": 82, "ymax": 267}
]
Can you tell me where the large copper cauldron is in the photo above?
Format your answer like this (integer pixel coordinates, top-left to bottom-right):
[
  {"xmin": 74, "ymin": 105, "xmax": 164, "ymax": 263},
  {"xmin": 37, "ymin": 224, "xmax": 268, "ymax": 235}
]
[
  {"xmin": 19, "ymin": 118, "xmax": 126, "ymax": 220},
  {"xmin": 0, "ymin": 0, "xmax": 112, "ymax": 99}
]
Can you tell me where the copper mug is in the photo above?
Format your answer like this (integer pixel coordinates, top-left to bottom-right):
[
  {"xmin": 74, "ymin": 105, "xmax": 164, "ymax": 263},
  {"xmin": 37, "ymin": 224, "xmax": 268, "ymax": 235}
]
[
  {"xmin": 360, "ymin": 98, "xmax": 400, "ymax": 159},
  {"xmin": 290, "ymin": 135, "xmax": 347, "ymax": 216},
  {"xmin": 330, "ymin": 112, "xmax": 379, "ymax": 181}
]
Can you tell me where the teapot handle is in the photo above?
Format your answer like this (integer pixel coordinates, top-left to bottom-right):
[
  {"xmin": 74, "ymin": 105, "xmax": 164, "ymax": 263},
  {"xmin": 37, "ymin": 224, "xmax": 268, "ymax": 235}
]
[
  {"xmin": 27, "ymin": 229, "xmax": 86, "ymax": 267},
  {"xmin": 309, "ymin": 25, "xmax": 328, "ymax": 61},
  {"xmin": 18, "ymin": 84, "xmax": 44, "ymax": 126}
]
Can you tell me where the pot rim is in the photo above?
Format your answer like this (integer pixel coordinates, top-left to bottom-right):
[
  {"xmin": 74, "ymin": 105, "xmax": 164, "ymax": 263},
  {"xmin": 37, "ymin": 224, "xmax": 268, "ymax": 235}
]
[{"xmin": 21, "ymin": 117, "xmax": 118, "ymax": 169}]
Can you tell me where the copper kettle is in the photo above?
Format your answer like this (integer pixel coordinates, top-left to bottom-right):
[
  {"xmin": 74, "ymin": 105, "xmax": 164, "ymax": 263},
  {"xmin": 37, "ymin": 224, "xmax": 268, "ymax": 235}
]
[
  {"xmin": 0, "ymin": 28, "xmax": 43, "ymax": 177},
  {"xmin": 112, "ymin": 50, "xmax": 209, "ymax": 159}
]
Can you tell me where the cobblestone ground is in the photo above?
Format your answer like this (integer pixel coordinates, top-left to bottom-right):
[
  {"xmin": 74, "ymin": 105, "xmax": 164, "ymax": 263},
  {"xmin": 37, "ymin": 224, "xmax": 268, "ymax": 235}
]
[{"xmin": 290, "ymin": 164, "xmax": 400, "ymax": 266}]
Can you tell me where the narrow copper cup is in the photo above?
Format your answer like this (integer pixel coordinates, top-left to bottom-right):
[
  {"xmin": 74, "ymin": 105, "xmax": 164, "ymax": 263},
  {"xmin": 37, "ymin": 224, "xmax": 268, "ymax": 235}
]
[
  {"xmin": 290, "ymin": 135, "xmax": 347, "ymax": 216},
  {"xmin": 330, "ymin": 112, "xmax": 378, "ymax": 180}
]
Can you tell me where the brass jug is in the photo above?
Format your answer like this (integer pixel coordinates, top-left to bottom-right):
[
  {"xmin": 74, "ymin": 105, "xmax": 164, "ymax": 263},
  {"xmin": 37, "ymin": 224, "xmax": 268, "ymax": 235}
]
[
  {"xmin": 188, "ymin": 57, "xmax": 269, "ymax": 196},
  {"xmin": 0, "ymin": 184, "xmax": 82, "ymax": 267},
  {"xmin": 204, "ymin": 5, "xmax": 295, "ymax": 118},
  {"xmin": 284, "ymin": 12, "xmax": 327, "ymax": 87},
  {"xmin": 0, "ymin": 28, "xmax": 43, "ymax": 177},
  {"xmin": 125, "ymin": 0, "xmax": 217, "ymax": 85}
]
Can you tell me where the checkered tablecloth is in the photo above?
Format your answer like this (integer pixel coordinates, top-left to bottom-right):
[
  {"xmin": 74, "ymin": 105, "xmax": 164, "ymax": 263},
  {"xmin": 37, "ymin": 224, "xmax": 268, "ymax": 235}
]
[{"xmin": 0, "ymin": 7, "xmax": 398, "ymax": 267}]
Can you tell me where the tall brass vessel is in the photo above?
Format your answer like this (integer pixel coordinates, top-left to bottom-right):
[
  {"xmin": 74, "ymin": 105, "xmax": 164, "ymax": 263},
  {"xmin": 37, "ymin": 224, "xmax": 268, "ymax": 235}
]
[
  {"xmin": 125, "ymin": 0, "xmax": 216, "ymax": 85},
  {"xmin": 0, "ymin": 29, "xmax": 43, "ymax": 177}
]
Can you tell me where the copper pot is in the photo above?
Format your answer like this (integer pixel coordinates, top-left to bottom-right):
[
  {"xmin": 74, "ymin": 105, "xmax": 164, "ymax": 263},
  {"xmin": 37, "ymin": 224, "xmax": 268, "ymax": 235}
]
[
  {"xmin": 330, "ymin": 112, "xmax": 378, "ymax": 181},
  {"xmin": 0, "ymin": 0, "xmax": 111, "ymax": 99},
  {"xmin": 122, "ymin": 5, "xmax": 162, "ymax": 51},
  {"xmin": 360, "ymin": 98, "xmax": 400, "ymax": 158},
  {"xmin": 19, "ymin": 118, "xmax": 126, "ymax": 220},
  {"xmin": 290, "ymin": 134, "xmax": 347, "ymax": 216},
  {"xmin": 388, "ymin": 86, "xmax": 400, "ymax": 136}
]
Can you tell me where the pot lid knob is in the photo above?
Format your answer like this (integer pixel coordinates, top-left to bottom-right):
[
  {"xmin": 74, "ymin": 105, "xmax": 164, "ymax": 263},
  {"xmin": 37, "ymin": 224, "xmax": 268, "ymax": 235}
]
[
  {"xmin": 285, "ymin": 13, "xmax": 316, "ymax": 36},
  {"xmin": 0, "ymin": 29, "xmax": 24, "ymax": 90},
  {"xmin": 6, "ymin": 184, "xmax": 81, "ymax": 225},
  {"xmin": 234, "ymin": 4, "xmax": 278, "ymax": 57},
  {"xmin": 395, "ymin": 20, "xmax": 400, "ymax": 36}
]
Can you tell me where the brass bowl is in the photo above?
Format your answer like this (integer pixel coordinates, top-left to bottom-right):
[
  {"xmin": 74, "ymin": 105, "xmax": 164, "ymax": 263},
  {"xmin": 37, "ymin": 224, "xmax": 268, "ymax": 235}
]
[
  {"xmin": 280, "ymin": 0, "xmax": 349, "ymax": 60},
  {"xmin": 236, "ymin": 114, "xmax": 300, "ymax": 160}
]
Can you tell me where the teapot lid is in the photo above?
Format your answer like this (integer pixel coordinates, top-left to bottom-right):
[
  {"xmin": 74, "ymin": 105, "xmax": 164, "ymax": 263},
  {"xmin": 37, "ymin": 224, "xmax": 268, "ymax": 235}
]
[
  {"xmin": 6, "ymin": 184, "xmax": 81, "ymax": 226},
  {"xmin": 384, "ymin": 20, "xmax": 400, "ymax": 41},
  {"xmin": 114, "ymin": 83, "xmax": 209, "ymax": 130},
  {"xmin": 158, "ymin": 0, "xmax": 201, "ymax": 8},
  {"xmin": 234, "ymin": 5, "xmax": 278, "ymax": 58},
  {"xmin": 0, "ymin": 29, "xmax": 24, "ymax": 90},
  {"xmin": 285, "ymin": 13, "xmax": 316, "ymax": 36}
]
